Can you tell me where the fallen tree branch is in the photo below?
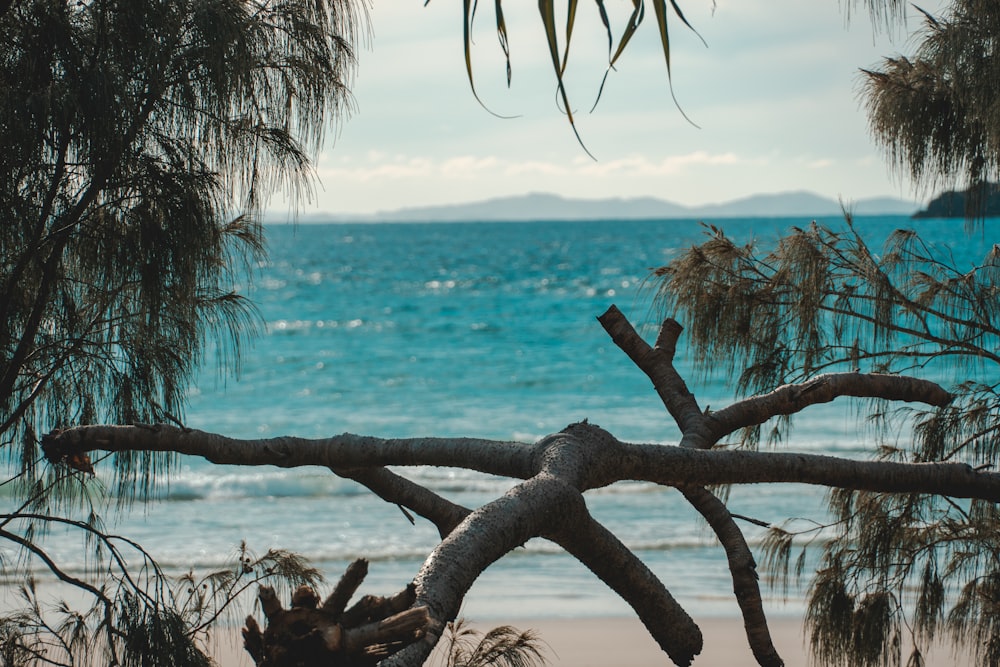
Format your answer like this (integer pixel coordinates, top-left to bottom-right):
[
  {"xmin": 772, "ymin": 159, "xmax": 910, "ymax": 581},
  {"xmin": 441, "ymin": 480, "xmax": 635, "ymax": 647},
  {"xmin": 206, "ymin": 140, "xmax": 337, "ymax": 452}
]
[
  {"xmin": 332, "ymin": 466, "xmax": 470, "ymax": 538},
  {"xmin": 598, "ymin": 303, "xmax": 957, "ymax": 667},
  {"xmin": 549, "ymin": 511, "xmax": 703, "ymax": 666},
  {"xmin": 680, "ymin": 485, "xmax": 783, "ymax": 667},
  {"xmin": 37, "ymin": 307, "xmax": 995, "ymax": 667},
  {"xmin": 43, "ymin": 424, "xmax": 1000, "ymax": 501}
]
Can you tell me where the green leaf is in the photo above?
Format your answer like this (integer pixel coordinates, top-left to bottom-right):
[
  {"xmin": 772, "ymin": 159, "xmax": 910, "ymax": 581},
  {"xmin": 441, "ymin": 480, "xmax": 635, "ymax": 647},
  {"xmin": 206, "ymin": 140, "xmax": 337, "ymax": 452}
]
[
  {"xmin": 495, "ymin": 0, "xmax": 511, "ymax": 86},
  {"xmin": 560, "ymin": 0, "xmax": 579, "ymax": 76},
  {"xmin": 460, "ymin": 0, "xmax": 515, "ymax": 117},
  {"xmin": 609, "ymin": 0, "xmax": 645, "ymax": 69},
  {"xmin": 537, "ymin": 0, "xmax": 594, "ymax": 159},
  {"xmin": 592, "ymin": 0, "xmax": 643, "ymax": 111}
]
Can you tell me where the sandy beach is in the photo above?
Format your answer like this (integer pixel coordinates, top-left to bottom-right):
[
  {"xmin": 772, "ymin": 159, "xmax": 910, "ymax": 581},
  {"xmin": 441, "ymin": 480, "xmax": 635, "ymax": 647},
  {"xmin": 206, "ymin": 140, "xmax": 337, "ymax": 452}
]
[{"xmin": 206, "ymin": 615, "xmax": 974, "ymax": 666}]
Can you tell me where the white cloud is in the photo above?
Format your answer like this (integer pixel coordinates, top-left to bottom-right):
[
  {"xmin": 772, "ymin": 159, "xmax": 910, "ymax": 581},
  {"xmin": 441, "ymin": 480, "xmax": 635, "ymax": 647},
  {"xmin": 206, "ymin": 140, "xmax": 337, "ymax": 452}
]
[
  {"xmin": 316, "ymin": 156, "xmax": 432, "ymax": 182},
  {"xmin": 503, "ymin": 161, "xmax": 571, "ymax": 176},
  {"xmin": 321, "ymin": 151, "xmax": 754, "ymax": 184},
  {"xmin": 440, "ymin": 155, "xmax": 501, "ymax": 176},
  {"xmin": 578, "ymin": 151, "xmax": 750, "ymax": 176},
  {"xmin": 805, "ymin": 159, "xmax": 834, "ymax": 169}
]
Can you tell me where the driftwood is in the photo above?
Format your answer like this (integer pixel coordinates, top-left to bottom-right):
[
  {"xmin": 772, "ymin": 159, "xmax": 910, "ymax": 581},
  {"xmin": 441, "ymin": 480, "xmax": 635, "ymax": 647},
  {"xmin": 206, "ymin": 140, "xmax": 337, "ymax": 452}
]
[
  {"xmin": 241, "ymin": 558, "xmax": 429, "ymax": 667},
  {"xmin": 41, "ymin": 307, "xmax": 984, "ymax": 667}
]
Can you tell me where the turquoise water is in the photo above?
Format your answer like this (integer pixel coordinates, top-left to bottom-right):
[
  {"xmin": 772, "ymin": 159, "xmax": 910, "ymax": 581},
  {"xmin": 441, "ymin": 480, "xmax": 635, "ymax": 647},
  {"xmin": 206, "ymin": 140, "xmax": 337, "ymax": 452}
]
[{"xmin": 7, "ymin": 216, "xmax": 994, "ymax": 621}]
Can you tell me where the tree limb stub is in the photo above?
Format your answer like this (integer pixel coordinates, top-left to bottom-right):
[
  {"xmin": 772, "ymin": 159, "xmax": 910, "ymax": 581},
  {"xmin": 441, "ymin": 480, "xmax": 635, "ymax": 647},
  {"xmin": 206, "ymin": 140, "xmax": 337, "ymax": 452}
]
[
  {"xmin": 598, "ymin": 305, "xmax": 709, "ymax": 440},
  {"xmin": 245, "ymin": 566, "xmax": 429, "ymax": 667}
]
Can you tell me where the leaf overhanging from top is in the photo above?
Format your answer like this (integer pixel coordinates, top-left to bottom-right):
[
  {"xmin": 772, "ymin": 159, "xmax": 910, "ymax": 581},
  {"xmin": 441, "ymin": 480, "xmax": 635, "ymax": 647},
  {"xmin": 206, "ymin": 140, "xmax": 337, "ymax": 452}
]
[
  {"xmin": 439, "ymin": 0, "xmax": 714, "ymax": 153},
  {"xmin": 460, "ymin": 0, "xmax": 515, "ymax": 117},
  {"xmin": 495, "ymin": 0, "xmax": 511, "ymax": 86},
  {"xmin": 595, "ymin": 0, "xmax": 613, "ymax": 59},
  {"xmin": 560, "ymin": 0, "xmax": 578, "ymax": 76},
  {"xmin": 592, "ymin": 0, "xmax": 644, "ymax": 112},
  {"xmin": 651, "ymin": 0, "xmax": 700, "ymax": 127},
  {"xmin": 538, "ymin": 0, "xmax": 595, "ymax": 159}
]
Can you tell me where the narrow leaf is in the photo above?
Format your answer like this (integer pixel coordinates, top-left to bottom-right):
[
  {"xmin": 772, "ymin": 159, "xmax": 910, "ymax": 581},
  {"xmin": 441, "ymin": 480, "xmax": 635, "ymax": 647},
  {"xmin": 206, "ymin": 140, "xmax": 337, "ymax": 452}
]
[
  {"xmin": 495, "ymin": 0, "xmax": 511, "ymax": 86},
  {"xmin": 668, "ymin": 0, "xmax": 707, "ymax": 47},
  {"xmin": 560, "ymin": 0, "xmax": 579, "ymax": 76},
  {"xmin": 461, "ymin": 0, "xmax": 514, "ymax": 117},
  {"xmin": 592, "ymin": 0, "xmax": 643, "ymax": 112},
  {"xmin": 651, "ymin": 0, "xmax": 699, "ymax": 127},
  {"xmin": 538, "ymin": 0, "xmax": 595, "ymax": 159},
  {"xmin": 462, "ymin": 0, "xmax": 481, "ymax": 103},
  {"xmin": 594, "ymin": 0, "xmax": 612, "ymax": 58},
  {"xmin": 609, "ymin": 0, "xmax": 645, "ymax": 67},
  {"xmin": 651, "ymin": 0, "xmax": 672, "ymax": 81}
]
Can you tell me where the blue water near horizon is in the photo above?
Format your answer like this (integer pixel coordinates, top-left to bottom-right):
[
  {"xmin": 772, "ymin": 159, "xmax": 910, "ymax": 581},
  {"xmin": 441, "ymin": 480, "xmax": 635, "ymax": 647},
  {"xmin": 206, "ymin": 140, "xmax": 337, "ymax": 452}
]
[{"xmin": 5, "ymin": 215, "xmax": 996, "ymax": 624}]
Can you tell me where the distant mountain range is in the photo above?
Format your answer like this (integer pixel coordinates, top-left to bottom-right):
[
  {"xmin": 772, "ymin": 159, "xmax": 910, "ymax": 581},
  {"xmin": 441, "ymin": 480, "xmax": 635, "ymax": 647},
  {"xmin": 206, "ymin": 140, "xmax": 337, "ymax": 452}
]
[{"xmin": 315, "ymin": 191, "xmax": 919, "ymax": 223}]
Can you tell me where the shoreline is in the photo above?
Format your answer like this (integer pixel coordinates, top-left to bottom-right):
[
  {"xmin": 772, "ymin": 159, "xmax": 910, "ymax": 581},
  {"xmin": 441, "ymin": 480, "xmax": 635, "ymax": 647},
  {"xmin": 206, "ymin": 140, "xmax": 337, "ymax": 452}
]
[{"xmin": 204, "ymin": 615, "xmax": 974, "ymax": 666}]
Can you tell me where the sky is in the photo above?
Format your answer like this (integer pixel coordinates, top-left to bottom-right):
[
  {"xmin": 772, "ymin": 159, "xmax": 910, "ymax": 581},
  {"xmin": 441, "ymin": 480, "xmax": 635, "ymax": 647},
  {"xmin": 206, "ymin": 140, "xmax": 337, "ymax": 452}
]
[{"xmin": 283, "ymin": 0, "xmax": 948, "ymax": 217}]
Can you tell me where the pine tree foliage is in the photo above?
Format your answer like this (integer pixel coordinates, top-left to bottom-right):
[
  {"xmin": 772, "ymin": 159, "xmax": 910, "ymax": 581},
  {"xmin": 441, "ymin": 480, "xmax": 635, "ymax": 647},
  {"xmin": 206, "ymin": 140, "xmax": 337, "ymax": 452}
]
[
  {"xmin": 653, "ymin": 219, "xmax": 1000, "ymax": 665},
  {"xmin": 437, "ymin": 619, "xmax": 547, "ymax": 667},
  {"xmin": 0, "ymin": 1, "xmax": 357, "ymax": 664},
  {"xmin": 0, "ymin": 0, "xmax": 359, "ymax": 491},
  {"xmin": 863, "ymin": 0, "xmax": 1000, "ymax": 216},
  {"xmin": 0, "ymin": 543, "xmax": 322, "ymax": 667}
]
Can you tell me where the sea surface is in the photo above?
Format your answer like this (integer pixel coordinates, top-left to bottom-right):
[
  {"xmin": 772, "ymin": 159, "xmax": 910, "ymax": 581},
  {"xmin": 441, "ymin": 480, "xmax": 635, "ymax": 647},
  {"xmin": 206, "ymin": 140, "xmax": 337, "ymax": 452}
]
[{"xmin": 5, "ymin": 215, "xmax": 995, "ymax": 623}]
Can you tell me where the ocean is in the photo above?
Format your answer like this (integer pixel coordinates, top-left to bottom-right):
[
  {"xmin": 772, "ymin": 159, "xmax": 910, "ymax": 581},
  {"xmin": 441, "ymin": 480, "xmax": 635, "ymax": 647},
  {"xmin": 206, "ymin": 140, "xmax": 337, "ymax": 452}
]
[{"xmin": 5, "ymin": 215, "xmax": 994, "ymax": 623}]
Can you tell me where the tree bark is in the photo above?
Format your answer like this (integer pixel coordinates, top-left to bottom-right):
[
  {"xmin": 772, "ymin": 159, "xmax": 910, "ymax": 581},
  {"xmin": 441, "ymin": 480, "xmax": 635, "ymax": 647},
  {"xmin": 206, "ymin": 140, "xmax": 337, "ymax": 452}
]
[
  {"xmin": 243, "ymin": 574, "xmax": 429, "ymax": 667},
  {"xmin": 42, "ymin": 425, "xmax": 1000, "ymax": 502},
  {"xmin": 38, "ymin": 307, "xmax": 985, "ymax": 667}
]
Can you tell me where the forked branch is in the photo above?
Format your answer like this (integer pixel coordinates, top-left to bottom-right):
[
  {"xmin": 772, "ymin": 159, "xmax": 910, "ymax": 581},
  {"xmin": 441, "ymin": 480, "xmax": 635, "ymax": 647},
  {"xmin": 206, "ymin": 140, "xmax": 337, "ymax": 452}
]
[{"xmin": 40, "ymin": 308, "xmax": 989, "ymax": 667}]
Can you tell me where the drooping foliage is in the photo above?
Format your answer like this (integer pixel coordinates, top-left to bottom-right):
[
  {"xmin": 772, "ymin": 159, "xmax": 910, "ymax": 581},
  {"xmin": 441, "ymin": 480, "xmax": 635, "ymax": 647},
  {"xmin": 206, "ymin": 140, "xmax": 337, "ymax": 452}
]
[
  {"xmin": 0, "ymin": 1, "xmax": 357, "ymax": 663},
  {"xmin": 863, "ymin": 0, "xmax": 1000, "ymax": 217},
  {"xmin": 653, "ymin": 219, "xmax": 1000, "ymax": 665},
  {"xmin": 0, "ymin": 0, "xmax": 358, "ymax": 491},
  {"xmin": 655, "ymin": 221, "xmax": 1000, "ymax": 396},
  {"xmin": 0, "ymin": 542, "xmax": 322, "ymax": 667},
  {"xmin": 439, "ymin": 619, "xmax": 548, "ymax": 667},
  {"xmin": 448, "ymin": 0, "xmax": 908, "ymax": 152}
]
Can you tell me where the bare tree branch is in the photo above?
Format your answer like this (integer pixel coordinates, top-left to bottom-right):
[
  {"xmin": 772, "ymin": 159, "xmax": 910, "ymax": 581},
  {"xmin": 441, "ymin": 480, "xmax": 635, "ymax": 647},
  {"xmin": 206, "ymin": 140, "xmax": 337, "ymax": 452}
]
[
  {"xmin": 680, "ymin": 486, "xmax": 783, "ymax": 667},
  {"xmin": 616, "ymin": 439, "xmax": 1000, "ymax": 499},
  {"xmin": 549, "ymin": 511, "xmax": 703, "ymax": 666},
  {"xmin": 600, "ymin": 304, "xmax": 784, "ymax": 665},
  {"xmin": 597, "ymin": 305, "xmax": 710, "ymax": 445},
  {"xmin": 707, "ymin": 372, "xmax": 953, "ymax": 439},
  {"xmin": 43, "ymin": 425, "xmax": 534, "ymax": 477},
  {"xmin": 386, "ymin": 471, "xmax": 594, "ymax": 666},
  {"xmin": 43, "ymin": 425, "xmax": 1000, "ymax": 501},
  {"xmin": 598, "ymin": 302, "xmax": 961, "ymax": 667},
  {"xmin": 597, "ymin": 304, "xmax": 953, "ymax": 448},
  {"xmin": 333, "ymin": 466, "xmax": 470, "ymax": 538},
  {"xmin": 35, "ymin": 308, "xmax": 1000, "ymax": 667}
]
